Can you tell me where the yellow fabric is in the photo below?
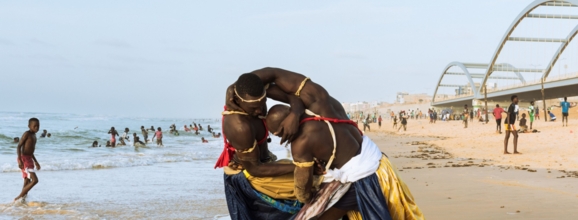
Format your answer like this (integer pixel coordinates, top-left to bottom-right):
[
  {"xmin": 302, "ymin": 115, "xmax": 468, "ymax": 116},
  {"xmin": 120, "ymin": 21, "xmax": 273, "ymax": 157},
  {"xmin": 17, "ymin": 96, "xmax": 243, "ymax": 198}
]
[
  {"xmin": 345, "ymin": 155, "xmax": 424, "ymax": 220},
  {"xmin": 222, "ymin": 111, "xmax": 249, "ymax": 116},
  {"xmin": 236, "ymin": 140, "xmax": 257, "ymax": 153},
  {"xmin": 295, "ymin": 77, "xmax": 310, "ymax": 97},
  {"xmin": 505, "ymin": 124, "xmax": 516, "ymax": 131},
  {"xmin": 293, "ymin": 161, "xmax": 315, "ymax": 168},
  {"xmin": 243, "ymin": 169, "xmax": 297, "ymax": 200}
]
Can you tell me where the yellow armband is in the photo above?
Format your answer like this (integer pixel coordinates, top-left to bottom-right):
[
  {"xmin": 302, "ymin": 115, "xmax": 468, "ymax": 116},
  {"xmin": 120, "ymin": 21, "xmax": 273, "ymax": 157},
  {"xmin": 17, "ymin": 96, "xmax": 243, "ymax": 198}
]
[{"xmin": 293, "ymin": 161, "xmax": 315, "ymax": 168}]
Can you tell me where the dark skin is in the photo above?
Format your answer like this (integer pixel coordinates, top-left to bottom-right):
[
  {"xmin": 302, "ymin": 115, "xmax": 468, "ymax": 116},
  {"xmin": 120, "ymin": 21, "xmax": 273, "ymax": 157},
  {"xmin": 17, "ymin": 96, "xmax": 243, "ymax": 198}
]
[
  {"xmin": 266, "ymin": 105, "xmax": 363, "ymax": 220},
  {"xmin": 223, "ymin": 86, "xmax": 303, "ymax": 177},
  {"xmin": 108, "ymin": 128, "xmax": 119, "ymax": 147},
  {"xmin": 504, "ymin": 97, "xmax": 521, "ymax": 154},
  {"xmin": 227, "ymin": 67, "xmax": 348, "ymax": 144},
  {"xmin": 15, "ymin": 121, "xmax": 41, "ymax": 201}
]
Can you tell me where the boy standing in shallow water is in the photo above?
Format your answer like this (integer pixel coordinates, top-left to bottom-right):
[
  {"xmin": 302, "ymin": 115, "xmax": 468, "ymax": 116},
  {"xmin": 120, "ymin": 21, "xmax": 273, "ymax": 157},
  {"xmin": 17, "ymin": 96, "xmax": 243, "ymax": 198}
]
[
  {"xmin": 152, "ymin": 127, "xmax": 163, "ymax": 146},
  {"xmin": 15, "ymin": 118, "xmax": 41, "ymax": 202}
]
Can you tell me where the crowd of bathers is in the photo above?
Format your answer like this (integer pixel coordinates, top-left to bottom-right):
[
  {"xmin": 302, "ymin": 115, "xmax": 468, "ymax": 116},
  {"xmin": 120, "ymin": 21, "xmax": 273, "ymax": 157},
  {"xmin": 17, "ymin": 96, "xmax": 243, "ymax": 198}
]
[{"xmin": 89, "ymin": 122, "xmax": 221, "ymax": 148}]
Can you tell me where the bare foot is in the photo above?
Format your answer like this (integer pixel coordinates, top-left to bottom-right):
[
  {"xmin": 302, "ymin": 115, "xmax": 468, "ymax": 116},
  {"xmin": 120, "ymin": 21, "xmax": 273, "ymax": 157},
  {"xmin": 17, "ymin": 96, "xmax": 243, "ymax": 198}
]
[
  {"xmin": 504, "ymin": 151, "xmax": 511, "ymax": 154},
  {"xmin": 514, "ymin": 151, "xmax": 522, "ymax": 154}
]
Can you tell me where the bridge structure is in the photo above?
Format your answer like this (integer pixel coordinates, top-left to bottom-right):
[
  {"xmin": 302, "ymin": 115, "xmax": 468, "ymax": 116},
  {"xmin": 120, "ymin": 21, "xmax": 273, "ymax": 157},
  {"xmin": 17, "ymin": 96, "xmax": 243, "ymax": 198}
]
[{"xmin": 432, "ymin": 0, "xmax": 578, "ymax": 112}]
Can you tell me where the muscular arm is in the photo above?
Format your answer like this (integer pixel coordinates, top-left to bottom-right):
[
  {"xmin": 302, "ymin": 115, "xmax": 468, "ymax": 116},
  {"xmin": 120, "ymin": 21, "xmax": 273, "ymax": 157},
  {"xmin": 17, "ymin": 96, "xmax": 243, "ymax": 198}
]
[
  {"xmin": 267, "ymin": 84, "xmax": 305, "ymax": 143},
  {"xmin": 225, "ymin": 118, "xmax": 295, "ymax": 177},
  {"xmin": 291, "ymin": 138, "xmax": 315, "ymax": 203}
]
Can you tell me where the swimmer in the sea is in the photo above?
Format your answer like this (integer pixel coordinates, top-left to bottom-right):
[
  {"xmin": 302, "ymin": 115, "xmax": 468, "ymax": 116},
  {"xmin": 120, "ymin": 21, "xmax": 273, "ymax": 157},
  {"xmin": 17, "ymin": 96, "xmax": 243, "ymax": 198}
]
[
  {"xmin": 141, "ymin": 126, "xmax": 149, "ymax": 143},
  {"xmin": 207, "ymin": 125, "xmax": 213, "ymax": 133},
  {"xmin": 14, "ymin": 137, "xmax": 20, "ymax": 143},
  {"xmin": 184, "ymin": 125, "xmax": 191, "ymax": 132},
  {"xmin": 201, "ymin": 137, "xmax": 208, "ymax": 143},
  {"xmin": 152, "ymin": 127, "xmax": 163, "ymax": 146},
  {"xmin": 14, "ymin": 118, "xmax": 41, "ymax": 202},
  {"xmin": 149, "ymin": 126, "xmax": 155, "ymax": 132},
  {"xmin": 40, "ymin": 130, "xmax": 47, "ymax": 138},
  {"xmin": 106, "ymin": 141, "xmax": 112, "ymax": 147},
  {"xmin": 108, "ymin": 127, "xmax": 119, "ymax": 147},
  {"xmin": 122, "ymin": 128, "xmax": 130, "ymax": 142},
  {"xmin": 133, "ymin": 133, "xmax": 145, "ymax": 147},
  {"xmin": 199, "ymin": 124, "xmax": 203, "ymax": 131},
  {"xmin": 92, "ymin": 141, "xmax": 99, "ymax": 147},
  {"xmin": 46, "ymin": 133, "xmax": 51, "ymax": 138}
]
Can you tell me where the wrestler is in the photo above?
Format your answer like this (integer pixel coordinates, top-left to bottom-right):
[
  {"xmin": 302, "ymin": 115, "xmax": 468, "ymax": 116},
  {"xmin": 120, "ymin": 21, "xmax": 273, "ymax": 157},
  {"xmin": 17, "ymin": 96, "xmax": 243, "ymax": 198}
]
[
  {"xmin": 226, "ymin": 67, "xmax": 349, "ymax": 144},
  {"xmin": 267, "ymin": 105, "xmax": 424, "ymax": 220},
  {"xmin": 217, "ymin": 73, "xmax": 313, "ymax": 220}
]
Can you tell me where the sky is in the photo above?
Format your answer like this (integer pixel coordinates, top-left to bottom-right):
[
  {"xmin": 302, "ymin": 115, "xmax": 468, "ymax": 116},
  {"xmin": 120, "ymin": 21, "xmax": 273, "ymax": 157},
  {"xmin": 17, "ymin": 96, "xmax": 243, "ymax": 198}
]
[{"xmin": 0, "ymin": 0, "xmax": 556, "ymax": 118}]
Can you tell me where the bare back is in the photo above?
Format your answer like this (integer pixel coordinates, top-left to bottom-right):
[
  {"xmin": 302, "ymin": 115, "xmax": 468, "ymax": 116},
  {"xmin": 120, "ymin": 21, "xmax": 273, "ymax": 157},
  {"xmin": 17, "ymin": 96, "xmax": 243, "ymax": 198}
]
[
  {"xmin": 223, "ymin": 114, "xmax": 269, "ymax": 167},
  {"xmin": 292, "ymin": 119, "xmax": 362, "ymax": 170}
]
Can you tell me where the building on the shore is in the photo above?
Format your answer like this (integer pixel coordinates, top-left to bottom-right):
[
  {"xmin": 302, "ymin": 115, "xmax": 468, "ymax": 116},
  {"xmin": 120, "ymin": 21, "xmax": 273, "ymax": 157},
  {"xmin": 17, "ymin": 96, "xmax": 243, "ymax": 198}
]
[{"xmin": 342, "ymin": 92, "xmax": 433, "ymax": 116}]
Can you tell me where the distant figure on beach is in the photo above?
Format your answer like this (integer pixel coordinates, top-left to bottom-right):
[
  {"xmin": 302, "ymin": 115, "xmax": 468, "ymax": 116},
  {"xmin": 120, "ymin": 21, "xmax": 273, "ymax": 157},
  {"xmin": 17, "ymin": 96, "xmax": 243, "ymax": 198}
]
[
  {"xmin": 463, "ymin": 105, "xmax": 469, "ymax": 128},
  {"xmin": 528, "ymin": 101, "xmax": 535, "ymax": 130},
  {"xmin": 493, "ymin": 104, "xmax": 504, "ymax": 134},
  {"xmin": 504, "ymin": 95, "xmax": 521, "ymax": 154},
  {"xmin": 92, "ymin": 141, "xmax": 99, "ymax": 147},
  {"xmin": 363, "ymin": 115, "xmax": 371, "ymax": 132},
  {"xmin": 141, "ymin": 126, "xmax": 149, "ymax": 143},
  {"xmin": 535, "ymin": 105, "xmax": 540, "ymax": 120},
  {"xmin": 561, "ymin": 97, "xmax": 570, "ymax": 127},
  {"xmin": 201, "ymin": 137, "xmax": 208, "ymax": 143},
  {"xmin": 470, "ymin": 109, "xmax": 474, "ymax": 122},
  {"xmin": 393, "ymin": 116, "xmax": 398, "ymax": 129},
  {"xmin": 398, "ymin": 114, "xmax": 408, "ymax": 131},
  {"xmin": 40, "ymin": 130, "xmax": 47, "ymax": 138},
  {"xmin": 108, "ymin": 127, "xmax": 119, "ymax": 147},
  {"xmin": 519, "ymin": 113, "xmax": 528, "ymax": 133},
  {"xmin": 152, "ymin": 127, "xmax": 163, "ymax": 146},
  {"xmin": 378, "ymin": 115, "xmax": 382, "ymax": 128},
  {"xmin": 133, "ymin": 133, "xmax": 146, "ymax": 147},
  {"xmin": 548, "ymin": 111, "xmax": 557, "ymax": 121},
  {"xmin": 14, "ymin": 137, "xmax": 20, "ymax": 143},
  {"xmin": 14, "ymin": 118, "xmax": 41, "ymax": 202}
]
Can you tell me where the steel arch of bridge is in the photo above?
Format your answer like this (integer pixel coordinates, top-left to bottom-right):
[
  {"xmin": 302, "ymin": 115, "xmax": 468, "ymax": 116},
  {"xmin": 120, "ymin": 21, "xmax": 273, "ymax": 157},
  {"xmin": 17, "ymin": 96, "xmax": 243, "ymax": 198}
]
[{"xmin": 433, "ymin": 0, "xmax": 578, "ymax": 104}]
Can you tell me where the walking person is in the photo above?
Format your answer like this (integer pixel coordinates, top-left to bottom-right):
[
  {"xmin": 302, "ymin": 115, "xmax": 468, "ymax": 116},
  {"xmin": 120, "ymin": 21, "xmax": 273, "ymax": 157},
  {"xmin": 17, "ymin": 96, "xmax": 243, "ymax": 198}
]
[
  {"xmin": 528, "ymin": 101, "xmax": 535, "ymax": 130},
  {"xmin": 493, "ymin": 104, "xmax": 504, "ymax": 134},
  {"xmin": 504, "ymin": 95, "xmax": 521, "ymax": 154},
  {"xmin": 363, "ymin": 115, "xmax": 370, "ymax": 132},
  {"xmin": 561, "ymin": 97, "xmax": 570, "ymax": 127},
  {"xmin": 463, "ymin": 104, "xmax": 469, "ymax": 128},
  {"xmin": 378, "ymin": 115, "xmax": 382, "ymax": 129}
]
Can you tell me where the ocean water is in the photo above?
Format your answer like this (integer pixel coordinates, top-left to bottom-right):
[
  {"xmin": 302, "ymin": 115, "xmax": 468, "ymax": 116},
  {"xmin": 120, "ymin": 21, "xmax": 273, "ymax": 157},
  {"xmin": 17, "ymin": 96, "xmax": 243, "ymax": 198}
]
[
  {"xmin": 0, "ymin": 112, "xmax": 290, "ymax": 219},
  {"xmin": 0, "ymin": 112, "xmax": 223, "ymax": 173}
]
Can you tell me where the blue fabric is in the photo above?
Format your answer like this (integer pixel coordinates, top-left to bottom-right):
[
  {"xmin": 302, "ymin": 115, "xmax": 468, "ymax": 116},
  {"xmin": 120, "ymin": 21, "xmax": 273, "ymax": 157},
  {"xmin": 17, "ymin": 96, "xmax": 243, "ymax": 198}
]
[
  {"xmin": 561, "ymin": 101, "xmax": 570, "ymax": 113},
  {"xmin": 224, "ymin": 173, "xmax": 298, "ymax": 220},
  {"xmin": 252, "ymin": 190, "xmax": 303, "ymax": 214},
  {"xmin": 353, "ymin": 173, "xmax": 393, "ymax": 220}
]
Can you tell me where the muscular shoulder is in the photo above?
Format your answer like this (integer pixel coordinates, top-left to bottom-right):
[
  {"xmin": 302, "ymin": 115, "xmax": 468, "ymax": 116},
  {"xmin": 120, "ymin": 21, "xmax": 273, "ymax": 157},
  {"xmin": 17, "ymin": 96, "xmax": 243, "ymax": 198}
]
[{"xmin": 223, "ymin": 115, "xmax": 254, "ymax": 149}]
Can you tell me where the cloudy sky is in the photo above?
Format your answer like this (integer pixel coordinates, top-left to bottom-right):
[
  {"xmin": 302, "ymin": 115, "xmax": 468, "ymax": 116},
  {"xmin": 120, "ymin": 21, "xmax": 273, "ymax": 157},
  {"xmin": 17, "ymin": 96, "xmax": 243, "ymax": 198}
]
[{"xmin": 1, "ymin": 0, "xmax": 558, "ymax": 118}]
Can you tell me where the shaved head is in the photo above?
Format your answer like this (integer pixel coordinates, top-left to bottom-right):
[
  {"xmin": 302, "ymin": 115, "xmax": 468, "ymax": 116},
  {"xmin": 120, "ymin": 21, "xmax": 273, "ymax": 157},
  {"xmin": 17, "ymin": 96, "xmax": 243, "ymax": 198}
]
[{"xmin": 266, "ymin": 104, "xmax": 291, "ymax": 135}]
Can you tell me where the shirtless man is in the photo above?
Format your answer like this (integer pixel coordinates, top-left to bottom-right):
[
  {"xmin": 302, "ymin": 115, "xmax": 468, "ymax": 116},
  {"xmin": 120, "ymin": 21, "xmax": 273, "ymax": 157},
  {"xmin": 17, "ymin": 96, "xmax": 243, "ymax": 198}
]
[
  {"xmin": 14, "ymin": 118, "xmax": 41, "ymax": 202},
  {"xmin": 141, "ymin": 126, "xmax": 148, "ymax": 143},
  {"xmin": 504, "ymin": 95, "xmax": 521, "ymax": 154},
  {"xmin": 226, "ymin": 67, "xmax": 349, "ymax": 144},
  {"xmin": 108, "ymin": 127, "xmax": 119, "ymax": 147},
  {"xmin": 266, "ymin": 104, "xmax": 423, "ymax": 219}
]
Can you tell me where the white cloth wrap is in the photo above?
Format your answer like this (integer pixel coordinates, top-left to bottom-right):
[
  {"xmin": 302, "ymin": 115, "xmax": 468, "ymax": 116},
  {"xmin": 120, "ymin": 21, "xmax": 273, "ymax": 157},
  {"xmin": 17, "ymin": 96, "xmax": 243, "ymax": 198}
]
[{"xmin": 322, "ymin": 136, "xmax": 382, "ymax": 183}]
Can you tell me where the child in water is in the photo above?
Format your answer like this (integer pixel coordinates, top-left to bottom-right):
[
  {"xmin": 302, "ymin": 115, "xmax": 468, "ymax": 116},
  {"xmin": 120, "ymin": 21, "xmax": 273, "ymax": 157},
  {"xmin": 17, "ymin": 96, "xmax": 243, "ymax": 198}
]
[
  {"xmin": 14, "ymin": 118, "xmax": 41, "ymax": 202},
  {"xmin": 201, "ymin": 137, "xmax": 208, "ymax": 143},
  {"xmin": 92, "ymin": 141, "xmax": 99, "ymax": 147},
  {"xmin": 152, "ymin": 127, "xmax": 163, "ymax": 147}
]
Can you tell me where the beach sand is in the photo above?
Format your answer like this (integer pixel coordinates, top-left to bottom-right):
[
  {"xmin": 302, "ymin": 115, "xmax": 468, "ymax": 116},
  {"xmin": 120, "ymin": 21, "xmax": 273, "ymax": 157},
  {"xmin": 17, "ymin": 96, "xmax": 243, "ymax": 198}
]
[{"xmin": 367, "ymin": 117, "xmax": 578, "ymax": 219}]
